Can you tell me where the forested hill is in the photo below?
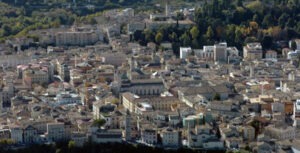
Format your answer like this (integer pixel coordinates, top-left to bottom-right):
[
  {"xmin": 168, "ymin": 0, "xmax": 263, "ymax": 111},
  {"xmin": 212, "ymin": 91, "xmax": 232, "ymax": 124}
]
[
  {"xmin": 0, "ymin": 0, "xmax": 299, "ymax": 50},
  {"xmin": 131, "ymin": 0, "xmax": 300, "ymax": 52},
  {"xmin": 0, "ymin": 0, "xmax": 151, "ymax": 8}
]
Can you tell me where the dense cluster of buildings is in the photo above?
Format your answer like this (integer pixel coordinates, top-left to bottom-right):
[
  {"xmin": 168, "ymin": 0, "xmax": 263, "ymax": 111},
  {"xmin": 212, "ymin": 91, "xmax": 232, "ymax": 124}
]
[{"xmin": 1, "ymin": 5, "xmax": 300, "ymax": 153}]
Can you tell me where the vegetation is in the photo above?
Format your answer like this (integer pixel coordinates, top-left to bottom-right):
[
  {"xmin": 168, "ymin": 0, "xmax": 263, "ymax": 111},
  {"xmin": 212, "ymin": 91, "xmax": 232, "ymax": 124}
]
[
  {"xmin": 0, "ymin": 2, "xmax": 77, "ymax": 41},
  {"xmin": 133, "ymin": 0, "xmax": 300, "ymax": 55},
  {"xmin": 0, "ymin": 0, "xmax": 151, "ymax": 41},
  {"xmin": 0, "ymin": 139, "xmax": 14, "ymax": 146},
  {"xmin": 0, "ymin": 0, "xmax": 299, "ymax": 50},
  {"xmin": 92, "ymin": 119, "xmax": 106, "ymax": 128}
]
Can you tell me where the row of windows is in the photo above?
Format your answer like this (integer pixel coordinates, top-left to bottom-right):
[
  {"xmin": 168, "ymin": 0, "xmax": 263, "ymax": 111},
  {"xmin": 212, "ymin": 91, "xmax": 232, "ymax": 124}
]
[{"xmin": 133, "ymin": 88, "xmax": 161, "ymax": 95}]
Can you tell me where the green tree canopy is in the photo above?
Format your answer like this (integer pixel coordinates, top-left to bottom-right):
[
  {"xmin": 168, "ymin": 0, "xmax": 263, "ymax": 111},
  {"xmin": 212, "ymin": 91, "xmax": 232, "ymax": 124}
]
[
  {"xmin": 155, "ymin": 32, "xmax": 163, "ymax": 44},
  {"xmin": 190, "ymin": 26, "xmax": 199, "ymax": 40}
]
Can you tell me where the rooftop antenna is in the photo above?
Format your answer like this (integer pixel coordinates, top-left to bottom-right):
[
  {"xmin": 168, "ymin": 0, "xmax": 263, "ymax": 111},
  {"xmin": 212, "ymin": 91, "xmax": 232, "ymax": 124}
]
[{"xmin": 165, "ymin": 0, "xmax": 170, "ymax": 16}]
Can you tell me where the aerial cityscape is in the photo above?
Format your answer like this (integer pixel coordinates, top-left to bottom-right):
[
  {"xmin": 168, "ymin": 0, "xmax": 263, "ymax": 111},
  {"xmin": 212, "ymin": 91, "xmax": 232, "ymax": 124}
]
[{"xmin": 0, "ymin": 0, "xmax": 300, "ymax": 153}]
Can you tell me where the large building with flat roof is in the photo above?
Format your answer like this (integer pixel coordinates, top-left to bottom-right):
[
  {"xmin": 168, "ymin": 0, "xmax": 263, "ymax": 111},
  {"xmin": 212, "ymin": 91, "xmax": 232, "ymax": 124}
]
[
  {"xmin": 243, "ymin": 43, "xmax": 263, "ymax": 60},
  {"xmin": 55, "ymin": 31, "xmax": 98, "ymax": 46}
]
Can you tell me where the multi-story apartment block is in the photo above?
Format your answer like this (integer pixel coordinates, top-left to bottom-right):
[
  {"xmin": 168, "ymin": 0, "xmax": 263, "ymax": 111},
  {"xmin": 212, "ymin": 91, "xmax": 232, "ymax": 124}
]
[
  {"xmin": 141, "ymin": 129, "xmax": 157, "ymax": 145},
  {"xmin": 214, "ymin": 42, "xmax": 228, "ymax": 62},
  {"xmin": 55, "ymin": 31, "xmax": 98, "ymax": 46},
  {"xmin": 265, "ymin": 125, "xmax": 295, "ymax": 140},
  {"xmin": 10, "ymin": 126, "xmax": 23, "ymax": 144},
  {"xmin": 243, "ymin": 43, "xmax": 263, "ymax": 60},
  {"xmin": 160, "ymin": 128, "xmax": 180, "ymax": 147},
  {"xmin": 47, "ymin": 123, "xmax": 66, "ymax": 142}
]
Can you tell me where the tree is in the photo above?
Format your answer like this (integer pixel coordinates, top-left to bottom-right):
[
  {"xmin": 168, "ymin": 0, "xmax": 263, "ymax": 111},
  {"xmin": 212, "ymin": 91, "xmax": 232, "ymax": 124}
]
[
  {"xmin": 249, "ymin": 21, "xmax": 259, "ymax": 36},
  {"xmin": 93, "ymin": 119, "xmax": 106, "ymax": 128},
  {"xmin": 252, "ymin": 14, "xmax": 259, "ymax": 23},
  {"xmin": 179, "ymin": 32, "xmax": 191, "ymax": 47},
  {"xmin": 206, "ymin": 26, "xmax": 214, "ymax": 40},
  {"xmin": 234, "ymin": 27, "xmax": 243, "ymax": 45},
  {"xmin": 278, "ymin": 13, "xmax": 289, "ymax": 28},
  {"xmin": 214, "ymin": 93, "xmax": 221, "ymax": 100},
  {"xmin": 245, "ymin": 36, "xmax": 258, "ymax": 43},
  {"xmin": 111, "ymin": 98, "xmax": 119, "ymax": 105},
  {"xmin": 190, "ymin": 26, "xmax": 199, "ymax": 40},
  {"xmin": 286, "ymin": 18, "xmax": 295, "ymax": 28},
  {"xmin": 68, "ymin": 140, "xmax": 75, "ymax": 150},
  {"xmin": 235, "ymin": 0, "xmax": 243, "ymax": 6},
  {"xmin": 262, "ymin": 14, "xmax": 274, "ymax": 28},
  {"xmin": 2, "ymin": 25, "xmax": 12, "ymax": 37},
  {"xmin": 225, "ymin": 24, "xmax": 237, "ymax": 45},
  {"xmin": 155, "ymin": 32, "xmax": 163, "ymax": 44},
  {"xmin": 143, "ymin": 29, "xmax": 153, "ymax": 42},
  {"xmin": 246, "ymin": 1, "xmax": 264, "ymax": 14},
  {"xmin": 296, "ymin": 22, "xmax": 300, "ymax": 34},
  {"xmin": 0, "ymin": 139, "xmax": 14, "ymax": 146},
  {"xmin": 68, "ymin": 140, "xmax": 75, "ymax": 152},
  {"xmin": 169, "ymin": 32, "xmax": 178, "ymax": 42},
  {"xmin": 291, "ymin": 40, "xmax": 297, "ymax": 50},
  {"xmin": 176, "ymin": 12, "xmax": 184, "ymax": 20},
  {"xmin": 261, "ymin": 35, "xmax": 273, "ymax": 50}
]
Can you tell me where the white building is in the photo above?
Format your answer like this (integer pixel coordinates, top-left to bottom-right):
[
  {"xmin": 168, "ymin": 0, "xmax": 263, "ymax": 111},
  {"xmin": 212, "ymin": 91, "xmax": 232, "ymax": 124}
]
[
  {"xmin": 92, "ymin": 129, "xmax": 122, "ymax": 144},
  {"xmin": 226, "ymin": 47, "xmax": 239, "ymax": 56},
  {"xmin": 160, "ymin": 128, "xmax": 180, "ymax": 147},
  {"xmin": 214, "ymin": 42, "xmax": 227, "ymax": 62},
  {"xmin": 265, "ymin": 50, "xmax": 277, "ymax": 60},
  {"xmin": 180, "ymin": 47, "xmax": 192, "ymax": 59},
  {"xmin": 127, "ymin": 23, "xmax": 145, "ymax": 34},
  {"xmin": 55, "ymin": 30, "xmax": 98, "ymax": 46},
  {"xmin": 168, "ymin": 114, "xmax": 180, "ymax": 127},
  {"xmin": 56, "ymin": 92, "xmax": 81, "ymax": 105},
  {"xmin": 23, "ymin": 69, "xmax": 49, "ymax": 85},
  {"xmin": 203, "ymin": 140, "xmax": 224, "ymax": 150},
  {"xmin": 197, "ymin": 43, "xmax": 239, "ymax": 62},
  {"xmin": 122, "ymin": 8, "xmax": 134, "ymax": 17},
  {"xmin": 47, "ymin": 123, "xmax": 65, "ymax": 142},
  {"xmin": 23, "ymin": 125, "xmax": 38, "ymax": 144},
  {"xmin": 71, "ymin": 132, "xmax": 87, "ymax": 147},
  {"xmin": 0, "ymin": 54, "xmax": 31, "ymax": 68},
  {"xmin": 195, "ymin": 45, "xmax": 214, "ymax": 60},
  {"xmin": 187, "ymin": 125, "xmax": 223, "ymax": 149},
  {"xmin": 271, "ymin": 102, "xmax": 285, "ymax": 113},
  {"xmin": 243, "ymin": 43, "xmax": 263, "ymax": 60},
  {"xmin": 264, "ymin": 125, "xmax": 295, "ymax": 140},
  {"xmin": 10, "ymin": 126, "xmax": 23, "ymax": 144},
  {"xmin": 141, "ymin": 129, "xmax": 157, "ymax": 145},
  {"xmin": 93, "ymin": 102, "xmax": 102, "ymax": 120},
  {"xmin": 135, "ymin": 102, "xmax": 154, "ymax": 115},
  {"xmin": 101, "ymin": 53, "xmax": 127, "ymax": 66}
]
